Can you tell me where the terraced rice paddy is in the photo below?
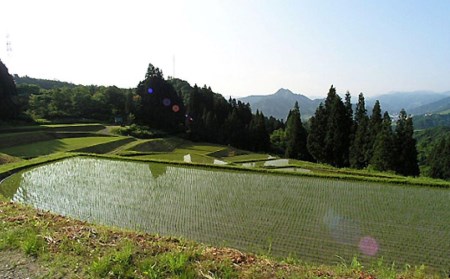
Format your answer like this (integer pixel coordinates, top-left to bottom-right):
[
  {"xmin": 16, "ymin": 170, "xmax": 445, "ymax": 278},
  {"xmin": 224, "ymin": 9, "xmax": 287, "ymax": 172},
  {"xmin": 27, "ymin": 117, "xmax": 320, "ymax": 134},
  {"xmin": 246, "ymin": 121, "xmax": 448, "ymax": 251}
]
[
  {"xmin": 0, "ymin": 137, "xmax": 127, "ymax": 158},
  {"xmin": 1, "ymin": 157, "xmax": 449, "ymax": 272}
]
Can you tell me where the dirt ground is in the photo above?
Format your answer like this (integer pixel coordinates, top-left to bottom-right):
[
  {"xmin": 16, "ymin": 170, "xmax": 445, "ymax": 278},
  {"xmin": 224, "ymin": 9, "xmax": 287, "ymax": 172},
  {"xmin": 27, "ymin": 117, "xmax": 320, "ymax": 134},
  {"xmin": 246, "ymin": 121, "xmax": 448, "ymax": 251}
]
[{"xmin": 0, "ymin": 250, "xmax": 46, "ymax": 279}]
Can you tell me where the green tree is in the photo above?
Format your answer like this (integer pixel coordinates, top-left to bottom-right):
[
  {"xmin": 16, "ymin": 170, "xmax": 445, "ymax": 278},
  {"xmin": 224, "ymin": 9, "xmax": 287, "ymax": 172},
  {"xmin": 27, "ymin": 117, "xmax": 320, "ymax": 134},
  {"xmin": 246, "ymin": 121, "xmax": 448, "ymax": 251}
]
[
  {"xmin": 285, "ymin": 102, "xmax": 310, "ymax": 160},
  {"xmin": 71, "ymin": 87, "xmax": 95, "ymax": 118},
  {"xmin": 367, "ymin": 100, "xmax": 383, "ymax": 160},
  {"xmin": 135, "ymin": 63, "xmax": 185, "ymax": 131},
  {"xmin": 0, "ymin": 60, "xmax": 20, "ymax": 120},
  {"xmin": 349, "ymin": 93, "xmax": 370, "ymax": 169},
  {"xmin": 324, "ymin": 86, "xmax": 351, "ymax": 167},
  {"xmin": 428, "ymin": 135, "xmax": 450, "ymax": 180},
  {"xmin": 307, "ymin": 86, "xmax": 349, "ymax": 167},
  {"xmin": 307, "ymin": 104, "xmax": 327, "ymax": 163},
  {"xmin": 270, "ymin": 128, "xmax": 287, "ymax": 154},
  {"xmin": 342, "ymin": 91, "xmax": 354, "ymax": 166},
  {"xmin": 370, "ymin": 112, "xmax": 395, "ymax": 171},
  {"xmin": 394, "ymin": 109, "xmax": 420, "ymax": 176},
  {"xmin": 249, "ymin": 110, "xmax": 270, "ymax": 152}
]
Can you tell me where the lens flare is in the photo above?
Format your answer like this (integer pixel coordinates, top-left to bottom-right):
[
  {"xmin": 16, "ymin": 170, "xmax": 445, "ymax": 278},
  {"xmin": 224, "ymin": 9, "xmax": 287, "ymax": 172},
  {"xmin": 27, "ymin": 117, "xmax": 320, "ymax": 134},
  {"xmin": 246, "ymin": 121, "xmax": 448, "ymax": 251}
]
[
  {"xmin": 147, "ymin": 88, "xmax": 154, "ymax": 94},
  {"xmin": 163, "ymin": 98, "xmax": 171, "ymax": 106},
  {"xmin": 172, "ymin": 105, "xmax": 180, "ymax": 112},
  {"xmin": 323, "ymin": 209, "xmax": 361, "ymax": 245},
  {"xmin": 359, "ymin": 236, "xmax": 379, "ymax": 256}
]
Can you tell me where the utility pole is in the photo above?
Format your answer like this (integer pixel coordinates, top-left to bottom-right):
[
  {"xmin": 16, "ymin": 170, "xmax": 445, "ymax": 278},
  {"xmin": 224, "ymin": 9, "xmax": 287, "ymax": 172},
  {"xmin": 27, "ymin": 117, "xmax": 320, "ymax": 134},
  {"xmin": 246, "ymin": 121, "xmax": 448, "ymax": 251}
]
[{"xmin": 5, "ymin": 33, "xmax": 13, "ymax": 72}]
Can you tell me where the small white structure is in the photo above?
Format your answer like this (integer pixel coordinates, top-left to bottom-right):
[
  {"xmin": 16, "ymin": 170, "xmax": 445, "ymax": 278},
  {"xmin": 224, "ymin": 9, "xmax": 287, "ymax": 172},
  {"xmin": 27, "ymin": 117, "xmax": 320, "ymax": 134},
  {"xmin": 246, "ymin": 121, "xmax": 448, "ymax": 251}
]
[{"xmin": 183, "ymin": 154, "xmax": 192, "ymax": 163}]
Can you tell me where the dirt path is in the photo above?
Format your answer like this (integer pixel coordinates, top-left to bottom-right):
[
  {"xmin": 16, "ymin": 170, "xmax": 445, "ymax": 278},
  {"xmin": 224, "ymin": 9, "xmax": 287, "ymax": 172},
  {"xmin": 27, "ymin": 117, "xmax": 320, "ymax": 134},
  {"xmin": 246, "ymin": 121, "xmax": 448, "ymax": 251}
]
[{"xmin": 0, "ymin": 250, "xmax": 46, "ymax": 279}]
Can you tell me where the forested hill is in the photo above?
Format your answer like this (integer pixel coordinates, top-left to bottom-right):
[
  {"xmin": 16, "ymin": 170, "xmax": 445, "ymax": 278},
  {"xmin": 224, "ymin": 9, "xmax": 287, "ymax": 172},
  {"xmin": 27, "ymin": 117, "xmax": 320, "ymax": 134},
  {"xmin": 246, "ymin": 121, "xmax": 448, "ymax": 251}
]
[
  {"xmin": 365, "ymin": 91, "xmax": 450, "ymax": 114},
  {"xmin": 410, "ymin": 96, "xmax": 450, "ymax": 115},
  {"xmin": 14, "ymin": 75, "xmax": 78, "ymax": 89},
  {"xmin": 239, "ymin": 89, "xmax": 323, "ymax": 121},
  {"xmin": 0, "ymin": 60, "xmax": 19, "ymax": 120}
]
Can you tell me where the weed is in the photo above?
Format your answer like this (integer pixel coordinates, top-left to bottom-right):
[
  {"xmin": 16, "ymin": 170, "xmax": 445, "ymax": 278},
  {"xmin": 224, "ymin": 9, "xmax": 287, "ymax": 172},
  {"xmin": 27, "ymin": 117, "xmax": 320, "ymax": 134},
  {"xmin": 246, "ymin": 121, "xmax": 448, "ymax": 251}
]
[
  {"xmin": 0, "ymin": 230, "xmax": 20, "ymax": 250},
  {"xmin": 90, "ymin": 242, "xmax": 136, "ymax": 278},
  {"xmin": 215, "ymin": 259, "xmax": 238, "ymax": 279},
  {"xmin": 21, "ymin": 231, "xmax": 44, "ymax": 256},
  {"xmin": 140, "ymin": 257, "xmax": 164, "ymax": 279},
  {"xmin": 350, "ymin": 256, "xmax": 363, "ymax": 271},
  {"xmin": 158, "ymin": 251, "xmax": 195, "ymax": 276}
]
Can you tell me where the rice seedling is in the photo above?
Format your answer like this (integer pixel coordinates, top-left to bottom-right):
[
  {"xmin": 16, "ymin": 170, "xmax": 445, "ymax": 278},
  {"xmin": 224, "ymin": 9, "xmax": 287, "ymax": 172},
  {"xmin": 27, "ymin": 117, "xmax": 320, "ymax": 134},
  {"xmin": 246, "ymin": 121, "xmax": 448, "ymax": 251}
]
[{"xmin": 3, "ymin": 157, "xmax": 449, "ymax": 272}]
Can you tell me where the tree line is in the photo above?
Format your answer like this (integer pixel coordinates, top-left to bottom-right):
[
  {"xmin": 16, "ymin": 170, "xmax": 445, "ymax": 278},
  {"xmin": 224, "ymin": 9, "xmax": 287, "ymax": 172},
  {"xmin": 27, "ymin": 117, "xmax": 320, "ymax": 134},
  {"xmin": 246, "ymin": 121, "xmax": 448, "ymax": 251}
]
[
  {"xmin": 0, "ymin": 60, "xmax": 20, "ymax": 120},
  {"xmin": 2, "ymin": 60, "xmax": 450, "ymax": 179},
  {"xmin": 279, "ymin": 86, "xmax": 419, "ymax": 176}
]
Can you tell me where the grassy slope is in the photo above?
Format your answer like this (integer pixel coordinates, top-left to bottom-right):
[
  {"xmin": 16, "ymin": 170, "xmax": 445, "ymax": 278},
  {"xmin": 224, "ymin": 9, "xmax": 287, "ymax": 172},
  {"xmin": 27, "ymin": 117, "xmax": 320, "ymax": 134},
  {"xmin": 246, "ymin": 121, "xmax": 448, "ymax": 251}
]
[
  {"xmin": 0, "ymin": 137, "xmax": 128, "ymax": 158},
  {"xmin": 0, "ymin": 153, "xmax": 21, "ymax": 164}
]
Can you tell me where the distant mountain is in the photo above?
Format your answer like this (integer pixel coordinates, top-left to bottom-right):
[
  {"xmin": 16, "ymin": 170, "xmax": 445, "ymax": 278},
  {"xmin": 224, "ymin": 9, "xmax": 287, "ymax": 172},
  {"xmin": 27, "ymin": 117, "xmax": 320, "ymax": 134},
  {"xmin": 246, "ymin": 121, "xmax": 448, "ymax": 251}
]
[
  {"xmin": 239, "ymin": 89, "xmax": 323, "ymax": 121},
  {"xmin": 366, "ymin": 91, "xmax": 450, "ymax": 114},
  {"xmin": 409, "ymin": 96, "xmax": 450, "ymax": 115}
]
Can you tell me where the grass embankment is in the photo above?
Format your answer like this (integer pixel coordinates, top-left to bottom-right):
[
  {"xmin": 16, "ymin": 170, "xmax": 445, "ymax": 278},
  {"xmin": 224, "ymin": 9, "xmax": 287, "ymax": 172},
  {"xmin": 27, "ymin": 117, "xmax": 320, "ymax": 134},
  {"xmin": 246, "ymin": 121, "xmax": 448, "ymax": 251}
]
[
  {"xmin": 0, "ymin": 153, "xmax": 21, "ymax": 164},
  {"xmin": 0, "ymin": 152, "xmax": 77, "ymax": 181},
  {"xmin": 0, "ymin": 200, "xmax": 439, "ymax": 278},
  {"xmin": 0, "ymin": 123, "xmax": 105, "ymax": 134},
  {"xmin": 0, "ymin": 137, "xmax": 129, "ymax": 158}
]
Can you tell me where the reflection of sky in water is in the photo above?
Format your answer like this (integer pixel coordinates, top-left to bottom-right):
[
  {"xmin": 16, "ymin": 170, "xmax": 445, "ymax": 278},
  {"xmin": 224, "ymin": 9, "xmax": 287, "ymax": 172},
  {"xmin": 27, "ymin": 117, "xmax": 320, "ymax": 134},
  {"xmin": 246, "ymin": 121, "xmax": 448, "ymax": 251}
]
[
  {"xmin": 276, "ymin": 167, "xmax": 311, "ymax": 173},
  {"xmin": 213, "ymin": 159, "xmax": 227, "ymax": 165},
  {"xmin": 183, "ymin": 154, "xmax": 191, "ymax": 162},
  {"xmin": 264, "ymin": 159, "xmax": 289, "ymax": 167}
]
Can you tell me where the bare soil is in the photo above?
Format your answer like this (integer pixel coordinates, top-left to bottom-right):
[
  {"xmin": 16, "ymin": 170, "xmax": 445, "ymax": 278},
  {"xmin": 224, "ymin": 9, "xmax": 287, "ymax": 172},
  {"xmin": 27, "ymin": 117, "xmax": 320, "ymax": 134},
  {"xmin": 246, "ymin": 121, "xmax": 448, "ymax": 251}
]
[{"xmin": 0, "ymin": 250, "xmax": 46, "ymax": 279}]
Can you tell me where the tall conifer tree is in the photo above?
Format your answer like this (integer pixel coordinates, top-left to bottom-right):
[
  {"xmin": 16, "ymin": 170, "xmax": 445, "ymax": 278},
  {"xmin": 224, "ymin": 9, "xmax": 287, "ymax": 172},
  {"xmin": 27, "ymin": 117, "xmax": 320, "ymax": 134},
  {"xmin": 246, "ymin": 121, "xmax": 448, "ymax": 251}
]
[
  {"xmin": 308, "ymin": 86, "xmax": 349, "ymax": 167},
  {"xmin": 370, "ymin": 112, "xmax": 395, "ymax": 171},
  {"xmin": 307, "ymin": 104, "xmax": 327, "ymax": 163},
  {"xmin": 394, "ymin": 109, "xmax": 420, "ymax": 176},
  {"xmin": 367, "ymin": 100, "xmax": 383, "ymax": 160},
  {"xmin": 350, "ymin": 93, "xmax": 370, "ymax": 169},
  {"xmin": 0, "ymin": 60, "xmax": 19, "ymax": 120},
  {"xmin": 285, "ymin": 102, "xmax": 310, "ymax": 160}
]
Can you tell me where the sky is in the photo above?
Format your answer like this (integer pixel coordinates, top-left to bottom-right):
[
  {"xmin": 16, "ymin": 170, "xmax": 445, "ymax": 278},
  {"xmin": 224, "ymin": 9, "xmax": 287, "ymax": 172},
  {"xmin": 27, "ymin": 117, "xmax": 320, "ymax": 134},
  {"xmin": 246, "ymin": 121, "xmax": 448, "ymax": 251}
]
[{"xmin": 1, "ymin": 0, "xmax": 450, "ymax": 99}]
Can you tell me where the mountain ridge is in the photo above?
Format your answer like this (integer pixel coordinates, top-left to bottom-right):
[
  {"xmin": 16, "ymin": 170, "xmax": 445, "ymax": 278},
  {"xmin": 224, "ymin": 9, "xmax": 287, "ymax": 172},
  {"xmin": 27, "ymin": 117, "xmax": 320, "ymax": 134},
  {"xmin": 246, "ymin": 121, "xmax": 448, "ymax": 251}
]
[
  {"xmin": 240, "ymin": 89, "xmax": 450, "ymax": 121},
  {"xmin": 239, "ymin": 89, "xmax": 323, "ymax": 121}
]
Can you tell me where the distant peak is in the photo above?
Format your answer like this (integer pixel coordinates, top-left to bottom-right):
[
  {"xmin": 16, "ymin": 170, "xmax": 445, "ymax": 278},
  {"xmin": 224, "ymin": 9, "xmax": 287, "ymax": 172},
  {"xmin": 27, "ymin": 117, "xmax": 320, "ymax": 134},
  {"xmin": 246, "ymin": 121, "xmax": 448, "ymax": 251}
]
[{"xmin": 274, "ymin": 88, "xmax": 294, "ymax": 95}]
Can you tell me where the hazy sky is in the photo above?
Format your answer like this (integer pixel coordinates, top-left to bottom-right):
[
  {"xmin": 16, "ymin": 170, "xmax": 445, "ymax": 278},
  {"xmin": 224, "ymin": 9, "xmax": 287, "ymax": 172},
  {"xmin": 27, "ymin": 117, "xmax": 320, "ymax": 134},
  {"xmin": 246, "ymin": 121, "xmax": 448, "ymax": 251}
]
[{"xmin": 1, "ymin": 0, "xmax": 449, "ymax": 98}]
